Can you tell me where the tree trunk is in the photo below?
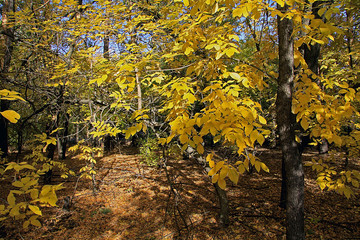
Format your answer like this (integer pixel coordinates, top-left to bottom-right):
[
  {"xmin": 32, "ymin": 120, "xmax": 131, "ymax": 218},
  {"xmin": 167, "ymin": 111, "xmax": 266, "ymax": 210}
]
[
  {"xmin": 0, "ymin": 0, "xmax": 15, "ymax": 158},
  {"xmin": 302, "ymin": 1, "xmax": 328, "ymax": 155},
  {"xmin": 0, "ymin": 101, "xmax": 10, "ymax": 158},
  {"xmin": 61, "ymin": 113, "xmax": 69, "ymax": 159},
  {"xmin": 279, "ymin": 156, "xmax": 287, "ymax": 209},
  {"xmin": 277, "ymin": 3, "xmax": 305, "ymax": 240},
  {"xmin": 136, "ymin": 67, "xmax": 142, "ymax": 111},
  {"xmin": 191, "ymin": 149, "xmax": 229, "ymax": 227},
  {"xmin": 214, "ymin": 182, "xmax": 230, "ymax": 227}
]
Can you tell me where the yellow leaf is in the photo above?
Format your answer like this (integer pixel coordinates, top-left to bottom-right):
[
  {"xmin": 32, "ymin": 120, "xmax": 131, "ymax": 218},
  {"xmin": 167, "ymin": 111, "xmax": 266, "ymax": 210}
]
[
  {"xmin": 274, "ymin": 0, "xmax": 285, "ymax": 7},
  {"xmin": 215, "ymin": 161, "xmax": 224, "ymax": 172},
  {"xmin": 0, "ymin": 110, "xmax": 20, "ymax": 123},
  {"xmin": 245, "ymin": 125, "xmax": 253, "ymax": 136},
  {"xmin": 206, "ymin": 153, "xmax": 213, "ymax": 162},
  {"xmin": 229, "ymin": 72, "xmax": 241, "ymax": 81},
  {"xmin": 9, "ymin": 205, "xmax": 20, "ymax": 217},
  {"xmin": 30, "ymin": 215, "xmax": 41, "ymax": 227},
  {"xmin": 209, "ymin": 160, "xmax": 215, "ymax": 168},
  {"xmin": 233, "ymin": 7, "xmax": 248, "ymax": 18},
  {"xmin": 318, "ymin": 7, "xmax": 326, "ymax": 16},
  {"xmin": 260, "ymin": 162, "xmax": 269, "ymax": 173},
  {"xmin": 208, "ymin": 167, "xmax": 217, "ymax": 176},
  {"xmin": 300, "ymin": 118, "xmax": 309, "ymax": 130},
  {"xmin": 257, "ymin": 134, "xmax": 265, "ymax": 145},
  {"xmin": 258, "ymin": 116, "xmax": 267, "ymax": 125},
  {"xmin": 28, "ymin": 205, "xmax": 42, "ymax": 216},
  {"xmin": 7, "ymin": 193, "xmax": 15, "ymax": 207},
  {"xmin": 343, "ymin": 187, "xmax": 353, "ymax": 199},
  {"xmin": 185, "ymin": 47, "xmax": 193, "ymax": 56},
  {"xmin": 225, "ymin": 48, "xmax": 238, "ymax": 58},
  {"xmin": 12, "ymin": 181, "xmax": 24, "ymax": 188},
  {"xmin": 229, "ymin": 34, "xmax": 240, "ymax": 41},
  {"xmin": 228, "ymin": 167, "xmax": 239, "ymax": 184},
  {"xmin": 23, "ymin": 220, "xmax": 30, "ymax": 229},
  {"xmin": 238, "ymin": 164, "xmax": 246, "ymax": 174},
  {"xmin": 179, "ymin": 134, "xmax": 189, "ymax": 144},
  {"xmin": 193, "ymin": 136, "xmax": 203, "ymax": 145},
  {"xmin": 242, "ymin": 78, "xmax": 250, "ymax": 88},
  {"xmin": 255, "ymin": 161, "xmax": 261, "ymax": 172},
  {"xmin": 352, "ymin": 179, "xmax": 359, "ymax": 188},
  {"xmin": 158, "ymin": 138, "xmax": 166, "ymax": 145},
  {"xmin": 183, "ymin": 0, "xmax": 189, "ymax": 6},
  {"xmin": 250, "ymin": 130, "xmax": 258, "ymax": 144},
  {"xmin": 218, "ymin": 178, "xmax": 226, "ymax": 190},
  {"xmin": 220, "ymin": 165, "xmax": 228, "ymax": 179},
  {"xmin": 212, "ymin": 174, "xmax": 219, "ymax": 183},
  {"xmin": 197, "ymin": 144, "xmax": 204, "ymax": 154},
  {"xmin": 184, "ymin": 92, "xmax": 196, "ymax": 104}
]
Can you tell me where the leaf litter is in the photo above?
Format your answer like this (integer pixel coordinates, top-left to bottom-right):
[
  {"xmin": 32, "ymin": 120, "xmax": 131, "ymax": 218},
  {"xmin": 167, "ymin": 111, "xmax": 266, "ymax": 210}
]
[{"xmin": 1, "ymin": 147, "xmax": 359, "ymax": 239}]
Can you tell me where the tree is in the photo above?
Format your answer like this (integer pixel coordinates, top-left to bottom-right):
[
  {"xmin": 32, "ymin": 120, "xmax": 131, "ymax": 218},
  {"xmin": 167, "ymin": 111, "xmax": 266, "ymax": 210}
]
[
  {"xmin": 276, "ymin": 2, "xmax": 304, "ymax": 239},
  {"xmin": 0, "ymin": 0, "xmax": 15, "ymax": 157}
]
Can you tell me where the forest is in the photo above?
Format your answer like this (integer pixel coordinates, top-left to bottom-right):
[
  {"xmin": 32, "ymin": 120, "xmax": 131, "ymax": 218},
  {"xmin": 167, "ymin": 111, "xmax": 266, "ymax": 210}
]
[{"xmin": 0, "ymin": 0, "xmax": 359, "ymax": 239}]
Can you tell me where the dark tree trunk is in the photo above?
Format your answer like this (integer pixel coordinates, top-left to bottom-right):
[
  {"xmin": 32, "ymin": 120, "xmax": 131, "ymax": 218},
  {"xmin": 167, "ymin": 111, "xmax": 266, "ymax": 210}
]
[
  {"xmin": 214, "ymin": 183, "xmax": 230, "ymax": 227},
  {"xmin": 44, "ymin": 121, "xmax": 57, "ymax": 184},
  {"xmin": 44, "ymin": 142, "xmax": 56, "ymax": 184},
  {"xmin": 0, "ymin": 0, "xmax": 15, "ymax": 158},
  {"xmin": 103, "ymin": 35, "xmax": 110, "ymax": 60},
  {"xmin": 302, "ymin": 1, "xmax": 329, "ymax": 155},
  {"xmin": 279, "ymin": 156, "xmax": 287, "ymax": 209},
  {"xmin": 61, "ymin": 113, "xmax": 69, "ymax": 159},
  {"xmin": 0, "ymin": 101, "xmax": 10, "ymax": 158},
  {"xmin": 277, "ymin": 3, "xmax": 305, "ymax": 240}
]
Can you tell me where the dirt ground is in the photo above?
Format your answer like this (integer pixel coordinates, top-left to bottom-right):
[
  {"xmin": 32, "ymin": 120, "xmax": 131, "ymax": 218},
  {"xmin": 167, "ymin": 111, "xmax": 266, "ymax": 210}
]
[{"xmin": 1, "ymin": 146, "xmax": 359, "ymax": 239}]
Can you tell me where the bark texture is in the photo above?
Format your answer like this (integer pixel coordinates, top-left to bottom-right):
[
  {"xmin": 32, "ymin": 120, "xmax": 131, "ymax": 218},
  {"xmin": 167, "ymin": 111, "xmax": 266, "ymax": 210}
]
[{"xmin": 276, "ymin": 4, "xmax": 305, "ymax": 240}]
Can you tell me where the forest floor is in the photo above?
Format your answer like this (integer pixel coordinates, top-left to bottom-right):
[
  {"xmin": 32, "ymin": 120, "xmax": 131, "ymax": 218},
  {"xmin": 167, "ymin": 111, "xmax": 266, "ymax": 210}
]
[{"xmin": 1, "ymin": 146, "xmax": 360, "ymax": 240}]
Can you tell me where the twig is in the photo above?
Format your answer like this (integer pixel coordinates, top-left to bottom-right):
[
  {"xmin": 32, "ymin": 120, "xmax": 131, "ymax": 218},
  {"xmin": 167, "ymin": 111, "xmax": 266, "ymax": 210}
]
[{"xmin": 30, "ymin": 0, "xmax": 51, "ymax": 14}]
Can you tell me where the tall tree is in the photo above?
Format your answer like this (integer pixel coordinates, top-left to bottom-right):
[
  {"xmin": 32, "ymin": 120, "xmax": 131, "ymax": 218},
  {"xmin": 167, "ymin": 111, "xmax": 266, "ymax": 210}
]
[
  {"xmin": 0, "ymin": 0, "xmax": 15, "ymax": 157},
  {"xmin": 276, "ymin": 3, "xmax": 304, "ymax": 239}
]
